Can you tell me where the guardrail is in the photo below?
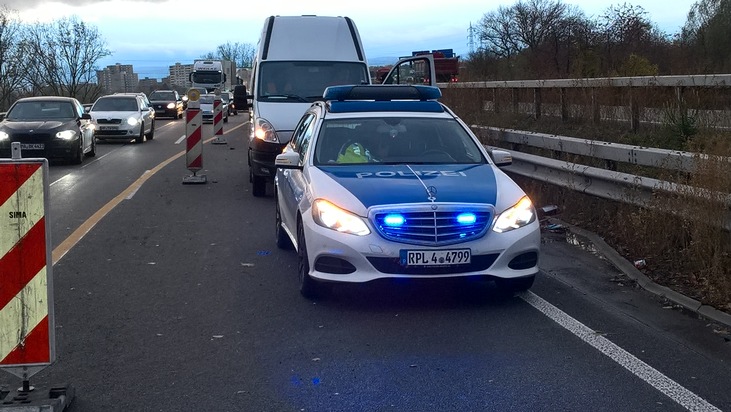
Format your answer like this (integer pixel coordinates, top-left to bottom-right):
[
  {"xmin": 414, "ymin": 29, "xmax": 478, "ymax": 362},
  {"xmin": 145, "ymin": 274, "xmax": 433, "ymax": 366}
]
[
  {"xmin": 474, "ymin": 126, "xmax": 731, "ymax": 231},
  {"xmin": 439, "ymin": 74, "xmax": 731, "ymax": 131}
]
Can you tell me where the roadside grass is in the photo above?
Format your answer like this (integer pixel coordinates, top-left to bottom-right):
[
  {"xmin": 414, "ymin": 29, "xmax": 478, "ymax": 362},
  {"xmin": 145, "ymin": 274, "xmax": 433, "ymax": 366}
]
[{"xmin": 442, "ymin": 87, "xmax": 731, "ymax": 312}]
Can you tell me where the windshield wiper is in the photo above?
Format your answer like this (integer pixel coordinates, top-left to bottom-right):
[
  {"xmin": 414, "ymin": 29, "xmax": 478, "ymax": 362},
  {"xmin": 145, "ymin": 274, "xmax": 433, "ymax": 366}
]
[{"xmin": 266, "ymin": 94, "xmax": 308, "ymax": 102}]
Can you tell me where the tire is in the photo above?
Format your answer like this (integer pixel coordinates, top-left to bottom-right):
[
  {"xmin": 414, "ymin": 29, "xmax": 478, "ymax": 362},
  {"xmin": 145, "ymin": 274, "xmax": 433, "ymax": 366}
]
[
  {"xmin": 88, "ymin": 138, "xmax": 96, "ymax": 157},
  {"xmin": 495, "ymin": 275, "xmax": 535, "ymax": 294},
  {"xmin": 223, "ymin": 115, "xmax": 229, "ymax": 123},
  {"xmin": 275, "ymin": 194, "xmax": 293, "ymax": 249},
  {"xmin": 252, "ymin": 174, "xmax": 266, "ymax": 197},
  {"xmin": 297, "ymin": 220, "xmax": 329, "ymax": 299},
  {"xmin": 71, "ymin": 138, "xmax": 83, "ymax": 164},
  {"xmin": 135, "ymin": 123, "xmax": 145, "ymax": 143},
  {"xmin": 146, "ymin": 121, "xmax": 155, "ymax": 140}
]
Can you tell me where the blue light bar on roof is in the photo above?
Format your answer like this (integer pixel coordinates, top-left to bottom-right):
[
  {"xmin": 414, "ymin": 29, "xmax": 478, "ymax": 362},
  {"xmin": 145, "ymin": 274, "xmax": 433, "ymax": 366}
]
[{"xmin": 323, "ymin": 85, "xmax": 442, "ymax": 101}]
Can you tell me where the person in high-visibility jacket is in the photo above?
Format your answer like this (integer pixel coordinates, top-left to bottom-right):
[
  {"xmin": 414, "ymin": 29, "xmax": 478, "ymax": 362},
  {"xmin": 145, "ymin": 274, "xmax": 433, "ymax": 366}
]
[{"xmin": 337, "ymin": 142, "xmax": 374, "ymax": 163}]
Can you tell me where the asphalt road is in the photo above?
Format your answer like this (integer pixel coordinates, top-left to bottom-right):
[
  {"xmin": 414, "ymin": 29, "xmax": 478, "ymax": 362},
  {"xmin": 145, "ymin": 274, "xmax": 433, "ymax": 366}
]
[{"xmin": 2, "ymin": 113, "xmax": 730, "ymax": 411}]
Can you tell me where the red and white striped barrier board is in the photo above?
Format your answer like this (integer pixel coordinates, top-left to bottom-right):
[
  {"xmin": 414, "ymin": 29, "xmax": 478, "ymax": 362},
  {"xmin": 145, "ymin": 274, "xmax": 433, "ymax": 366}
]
[
  {"xmin": 0, "ymin": 158, "xmax": 55, "ymax": 378},
  {"xmin": 186, "ymin": 104, "xmax": 203, "ymax": 171},
  {"xmin": 183, "ymin": 89, "xmax": 206, "ymax": 184},
  {"xmin": 212, "ymin": 91, "xmax": 226, "ymax": 145}
]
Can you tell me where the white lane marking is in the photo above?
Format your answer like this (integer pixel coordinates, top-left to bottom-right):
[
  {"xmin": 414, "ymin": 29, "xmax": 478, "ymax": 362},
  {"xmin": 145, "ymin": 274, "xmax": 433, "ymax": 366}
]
[
  {"xmin": 125, "ymin": 170, "xmax": 151, "ymax": 200},
  {"xmin": 519, "ymin": 291, "xmax": 721, "ymax": 412},
  {"xmin": 175, "ymin": 135, "xmax": 186, "ymax": 144}
]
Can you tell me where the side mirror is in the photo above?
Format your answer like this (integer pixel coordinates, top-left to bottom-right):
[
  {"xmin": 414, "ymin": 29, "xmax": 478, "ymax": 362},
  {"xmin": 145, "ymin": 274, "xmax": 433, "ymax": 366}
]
[
  {"xmin": 275, "ymin": 151, "xmax": 302, "ymax": 170},
  {"xmin": 490, "ymin": 149, "xmax": 513, "ymax": 167},
  {"xmin": 81, "ymin": 113, "xmax": 92, "ymax": 120},
  {"xmin": 0, "ymin": 113, "xmax": 5, "ymax": 121}
]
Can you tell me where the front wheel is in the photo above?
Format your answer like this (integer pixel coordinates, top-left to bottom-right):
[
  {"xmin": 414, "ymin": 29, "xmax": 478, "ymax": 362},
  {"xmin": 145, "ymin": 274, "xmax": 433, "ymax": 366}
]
[
  {"xmin": 135, "ymin": 123, "xmax": 145, "ymax": 143},
  {"xmin": 297, "ymin": 221, "xmax": 329, "ymax": 299},
  {"xmin": 252, "ymin": 174, "xmax": 266, "ymax": 197},
  {"xmin": 71, "ymin": 139, "xmax": 83, "ymax": 164},
  {"xmin": 146, "ymin": 121, "xmax": 155, "ymax": 140},
  {"xmin": 88, "ymin": 138, "xmax": 96, "ymax": 157}
]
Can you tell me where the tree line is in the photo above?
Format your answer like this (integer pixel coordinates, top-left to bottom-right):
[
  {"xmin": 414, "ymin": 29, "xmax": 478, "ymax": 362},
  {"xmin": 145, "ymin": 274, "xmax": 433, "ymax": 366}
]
[
  {"xmin": 0, "ymin": 6, "xmax": 110, "ymax": 111},
  {"xmin": 466, "ymin": 0, "xmax": 731, "ymax": 80}
]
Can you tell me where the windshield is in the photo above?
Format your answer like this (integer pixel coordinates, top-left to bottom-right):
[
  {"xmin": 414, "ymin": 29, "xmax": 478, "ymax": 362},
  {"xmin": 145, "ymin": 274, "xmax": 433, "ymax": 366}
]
[
  {"xmin": 314, "ymin": 117, "xmax": 486, "ymax": 165},
  {"xmin": 92, "ymin": 97, "xmax": 139, "ymax": 112},
  {"xmin": 258, "ymin": 61, "xmax": 369, "ymax": 102},
  {"xmin": 191, "ymin": 72, "xmax": 223, "ymax": 84},
  {"xmin": 149, "ymin": 91, "xmax": 176, "ymax": 100},
  {"xmin": 199, "ymin": 95, "xmax": 215, "ymax": 104},
  {"xmin": 7, "ymin": 101, "xmax": 77, "ymax": 120}
]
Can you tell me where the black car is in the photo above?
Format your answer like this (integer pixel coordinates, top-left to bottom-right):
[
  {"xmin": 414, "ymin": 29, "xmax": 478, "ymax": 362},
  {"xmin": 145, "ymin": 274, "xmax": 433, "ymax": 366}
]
[
  {"xmin": 148, "ymin": 90, "xmax": 183, "ymax": 119},
  {"xmin": 0, "ymin": 96, "xmax": 96, "ymax": 164}
]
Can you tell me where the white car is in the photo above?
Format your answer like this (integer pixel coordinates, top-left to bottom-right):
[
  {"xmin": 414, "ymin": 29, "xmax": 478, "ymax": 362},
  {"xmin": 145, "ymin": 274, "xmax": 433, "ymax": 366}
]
[
  {"xmin": 274, "ymin": 85, "xmax": 541, "ymax": 299},
  {"xmin": 199, "ymin": 94, "xmax": 229, "ymax": 124},
  {"xmin": 90, "ymin": 94, "xmax": 155, "ymax": 143}
]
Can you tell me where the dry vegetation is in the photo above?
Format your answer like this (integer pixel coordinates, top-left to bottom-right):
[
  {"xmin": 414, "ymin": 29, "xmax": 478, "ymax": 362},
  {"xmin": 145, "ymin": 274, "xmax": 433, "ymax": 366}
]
[{"xmin": 442, "ymin": 87, "xmax": 731, "ymax": 313}]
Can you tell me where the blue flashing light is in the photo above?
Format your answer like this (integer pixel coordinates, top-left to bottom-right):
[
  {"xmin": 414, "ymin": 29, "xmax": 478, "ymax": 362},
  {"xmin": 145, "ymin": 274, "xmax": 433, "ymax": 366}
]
[
  {"xmin": 456, "ymin": 213, "xmax": 477, "ymax": 225},
  {"xmin": 323, "ymin": 85, "xmax": 442, "ymax": 101},
  {"xmin": 383, "ymin": 214, "xmax": 406, "ymax": 226}
]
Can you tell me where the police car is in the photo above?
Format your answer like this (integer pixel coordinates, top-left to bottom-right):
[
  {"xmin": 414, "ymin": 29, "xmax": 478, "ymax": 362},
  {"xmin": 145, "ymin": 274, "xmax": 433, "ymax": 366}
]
[{"xmin": 274, "ymin": 85, "xmax": 540, "ymax": 298}]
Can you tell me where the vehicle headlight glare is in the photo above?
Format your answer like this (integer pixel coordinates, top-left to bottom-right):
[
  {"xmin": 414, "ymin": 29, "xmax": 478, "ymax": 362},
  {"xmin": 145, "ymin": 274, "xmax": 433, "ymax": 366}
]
[
  {"xmin": 312, "ymin": 199, "xmax": 370, "ymax": 236},
  {"xmin": 0, "ymin": 131, "xmax": 8, "ymax": 141},
  {"xmin": 127, "ymin": 117, "xmax": 139, "ymax": 126},
  {"xmin": 254, "ymin": 118, "xmax": 278, "ymax": 143},
  {"xmin": 493, "ymin": 196, "xmax": 535, "ymax": 233},
  {"xmin": 167, "ymin": 103, "xmax": 175, "ymax": 109},
  {"xmin": 55, "ymin": 130, "xmax": 76, "ymax": 140}
]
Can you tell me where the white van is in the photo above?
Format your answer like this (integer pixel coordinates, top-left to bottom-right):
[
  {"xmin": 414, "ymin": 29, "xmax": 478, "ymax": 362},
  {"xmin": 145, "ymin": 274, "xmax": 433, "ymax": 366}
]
[{"xmin": 246, "ymin": 15, "xmax": 372, "ymax": 196}]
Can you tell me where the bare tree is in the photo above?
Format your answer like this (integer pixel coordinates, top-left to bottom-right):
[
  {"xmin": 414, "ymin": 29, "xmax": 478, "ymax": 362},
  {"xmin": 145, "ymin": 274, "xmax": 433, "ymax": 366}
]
[
  {"xmin": 21, "ymin": 16, "xmax": 110, "ymax": 101},
  {"xmin": 0, "ymin": 6, "xmax": 28, "ymax": 110},
  {"xmin": 478, "ymin": 6, "xmax": 521, "ymax": 59},
  {"xmin": 203, "ymin": 42, "xmax": 256, "ymax": 67}
]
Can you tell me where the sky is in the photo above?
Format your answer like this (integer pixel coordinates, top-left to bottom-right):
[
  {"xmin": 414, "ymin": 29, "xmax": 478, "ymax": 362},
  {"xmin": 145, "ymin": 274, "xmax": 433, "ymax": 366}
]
[{"xmin": 9, "ymin": 0, "xmax": 699, "ymax": 79}]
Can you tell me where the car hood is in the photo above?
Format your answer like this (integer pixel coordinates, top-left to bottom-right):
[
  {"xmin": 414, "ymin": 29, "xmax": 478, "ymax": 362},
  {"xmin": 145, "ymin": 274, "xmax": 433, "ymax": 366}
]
[
  {"xmin": 90, "ymin": 111, "xmax": 140, "ymax": 119},
  {"xmin": 0, "ymin": 119, "xmax": 72, "ymax": 131},
  {"xmin": 315, "ymin": 164, "xmax": 502, "ymax": 211}
]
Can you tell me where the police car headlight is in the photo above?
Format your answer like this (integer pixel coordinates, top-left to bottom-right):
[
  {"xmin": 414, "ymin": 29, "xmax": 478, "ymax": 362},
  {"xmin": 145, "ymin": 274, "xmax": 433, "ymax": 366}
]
[
  {"xmin": 493, "ymin": 196, "xmax": 536, "ymax": 233},
  {"xmin": 0, "ymin": 131, "xmax": 9, "ymax": 141},
  {"xmin": 55, "ymin": 130, "xmax": 77, "ymax": 140},
  {"xmin": 312, "ymin": 199, "xmax": 370, "ymax": 236},
  {"xmin": 254, "ymin": 118, "xmax": 279, "ymax": 143},
  {"xmin": 127, "ymin": 117, "xmax": 139, "ymax": 126},
  {"xmin": 166, "ymin": 103, "xmax": 176, "ymax": 109}
]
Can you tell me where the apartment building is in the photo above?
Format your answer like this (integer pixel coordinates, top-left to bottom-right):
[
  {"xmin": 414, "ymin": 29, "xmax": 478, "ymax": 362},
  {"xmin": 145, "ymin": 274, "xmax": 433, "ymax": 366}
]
[{"xmin": 96, "ymin": 63, "xmax": 139, "ymax": 93}]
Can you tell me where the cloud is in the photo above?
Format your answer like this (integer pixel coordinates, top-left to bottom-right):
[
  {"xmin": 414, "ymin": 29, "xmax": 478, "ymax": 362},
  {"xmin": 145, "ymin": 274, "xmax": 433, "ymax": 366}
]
[{"xmin": 4, "ymin": 0, "xmax": 166, "ymax": 10}]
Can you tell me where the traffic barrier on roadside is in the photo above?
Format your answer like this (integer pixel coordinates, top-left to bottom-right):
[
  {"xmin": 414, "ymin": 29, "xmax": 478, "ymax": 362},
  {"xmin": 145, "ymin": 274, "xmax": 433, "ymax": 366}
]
[
  {"xmin": 183, "ymin": 88, "xmax": 206, "ymax": 184},
  {"xmin": 211, "ymin": 89, "xmax": 226, "ymax": 145},
  {"xmin": 0, "ymin": 149, "xmax": 75, "ymax": 409}
]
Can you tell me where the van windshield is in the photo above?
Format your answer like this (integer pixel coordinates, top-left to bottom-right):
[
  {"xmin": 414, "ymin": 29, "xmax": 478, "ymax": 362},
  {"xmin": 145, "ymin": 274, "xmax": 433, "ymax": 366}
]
[{"xmin": 258, "ymin": 61, "xmax": 369, "ymax": 102}]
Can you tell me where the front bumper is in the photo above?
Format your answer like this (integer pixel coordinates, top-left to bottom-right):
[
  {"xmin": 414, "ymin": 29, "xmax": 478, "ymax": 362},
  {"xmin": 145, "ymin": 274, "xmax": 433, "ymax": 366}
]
[
  {"xmin": 94, "ymin": 124, "xmax": 141, "ymax": 140},
  {"xmin": 0, "ymin": 138, "xmax": 79, "ymax": 160},
  {"xmin": 249, "ymin": 138, "xmax": 287, "ymax": 180},
  {"xmin": 299, "ymin": 211, "xmax": 541, "ymax": 283}
]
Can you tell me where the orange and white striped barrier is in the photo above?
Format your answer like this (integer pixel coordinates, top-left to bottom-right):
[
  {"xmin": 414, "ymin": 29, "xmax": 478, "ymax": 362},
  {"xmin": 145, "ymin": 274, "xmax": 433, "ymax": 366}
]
[
  {"xmin": 0, "ymin": 156, "xmax": 55, "ymax": 381},
  {"xmin": 183, "ymin": 88, "xmax": 206, "ymax": 184}
]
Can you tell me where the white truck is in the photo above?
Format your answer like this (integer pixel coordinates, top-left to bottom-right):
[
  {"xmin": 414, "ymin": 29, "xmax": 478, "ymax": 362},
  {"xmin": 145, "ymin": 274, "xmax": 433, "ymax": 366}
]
[{"xmin": 189, "ymin": 59, "xmax": 234, "ymax": 93}]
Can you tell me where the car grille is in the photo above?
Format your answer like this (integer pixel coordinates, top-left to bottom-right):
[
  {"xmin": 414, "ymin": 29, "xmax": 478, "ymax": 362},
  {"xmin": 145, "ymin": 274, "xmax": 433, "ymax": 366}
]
[
  {"xmin": 12, "ymin": 133, "xmax": 51, "ymax": 141},
  {"xmin": 371, "ymin": 204, "xmax": 493, "ymax": 246},
  {"xmin": 96, "ymin": 118, "xmax": 122, "ymax": 124},
  {"xmin": 367, "ymin": 253, "xmax": 499, "ymax": 275}
]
